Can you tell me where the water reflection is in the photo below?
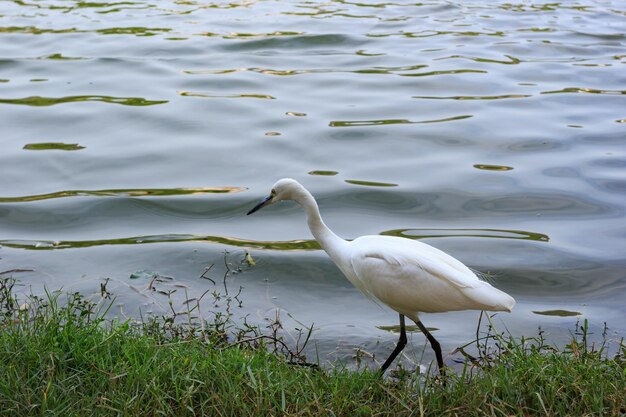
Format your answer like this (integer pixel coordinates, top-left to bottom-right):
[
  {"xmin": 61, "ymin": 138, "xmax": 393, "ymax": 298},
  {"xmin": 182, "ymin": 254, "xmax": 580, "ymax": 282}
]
[
  {"xmin": 9, "ymin": 1, "xmax": 154, "ymax": 13},
  {"xmin": 0, "ymin": 235, "xmax": 321, "ymax": 251},
  {"xmin": 381, "ymin": 228, "xmax": 549, "ymax": 242},
  {"xmin": 377, "ymin": 325, "xmax": 438, "ymax": 333},
  {"xmin": 541, "ymin": 87, "xmax": 626, "ymax": 95},
  {"xmin": 463, "ymin": 194, "xmax": 613, "ymax": 217},
  {"xmin": 221, "ymin": 31, "xmax": 304, "ymax": 39},
  {"xmin": 368, "ymin": 29, "xmax": 500, "ymax": 38},
  {"xmin": 542, "ymin": 167, "xmax": 580, "ymax": 178},
  {"xmin": 0, "ymin": 26, "xmax": 170, "ymax": 36},
  {"xmin": 179, "ymin": 91, "xmax": 276, "ymax": 99},
  {"xmin": 436, "ymin": 54, "xmax": 522, "ymax": 64},
  {"xmin": 414, "ymin": 94, "xmax": 530, "ymax": 100},
  {"xmin": 587, "ymin": 179, "xmax": 626, "ymax": 194},
  {"xmin": 184, "ymin": 67, "xmax": 484, "ymax": 77},
  {"xmin": 0, "ymin": 96, "xmax": 168, "ymax": 106},
  {"xmin": 0, "ymin": 227, "xmax": 551, "ymax": 251},
  {"xmin": 0, "ymin": 187, "xmax": 245, "ymax": 203},
  {"xmin": 506, "ymin": 140, "xmax": 566, "ymax": 152},
  {"xmin": 329, "ymin": 115, "xmax": 472, "ymax": 127},
  {"xmin": 219, "ymin": 33, "xmax": 357, "ymax": 51}
]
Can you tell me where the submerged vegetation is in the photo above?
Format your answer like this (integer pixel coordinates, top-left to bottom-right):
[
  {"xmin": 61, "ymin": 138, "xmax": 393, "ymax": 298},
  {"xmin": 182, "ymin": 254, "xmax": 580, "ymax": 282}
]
[{"xmin": 0, "ymin": 271, "xmax": 624, "ymax": 416}]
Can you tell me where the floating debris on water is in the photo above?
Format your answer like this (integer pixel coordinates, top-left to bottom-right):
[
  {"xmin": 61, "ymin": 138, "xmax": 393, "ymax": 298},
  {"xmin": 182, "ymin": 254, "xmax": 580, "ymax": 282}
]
[
  {"xmin": 473, "ymin": 164, "xmax": 514, "ymax": 171},
  {"xmin": 23, "ymin": 142, "xmax": 85, "ymax": 151},
  {"xmin": 345, "ymin": 179, "xmax": 398, "ymax": 187},
  {"xmin": 308, "ymin": 170, "xmax": 338, "ymax": 176},
  {"xmin": 532, "ymin": 309, "xmax": 582, "ymax": 317}
]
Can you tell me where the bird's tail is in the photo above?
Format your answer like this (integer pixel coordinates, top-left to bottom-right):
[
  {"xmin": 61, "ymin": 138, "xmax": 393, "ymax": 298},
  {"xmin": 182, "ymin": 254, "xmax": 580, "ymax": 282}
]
[{"xmin": 467, "ymin": 282, "xmax": 516, "ymax": 312}]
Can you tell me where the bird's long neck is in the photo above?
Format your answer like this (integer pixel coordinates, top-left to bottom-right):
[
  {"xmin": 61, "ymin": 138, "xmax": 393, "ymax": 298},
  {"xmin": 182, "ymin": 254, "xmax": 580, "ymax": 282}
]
[{"xmin": 293, "ymin": 188, "xmax": 348, "ymax": 263}]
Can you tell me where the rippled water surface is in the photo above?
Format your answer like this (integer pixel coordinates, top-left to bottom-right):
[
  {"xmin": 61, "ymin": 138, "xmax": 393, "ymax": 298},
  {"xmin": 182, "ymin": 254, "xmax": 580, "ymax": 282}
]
[{"xmin": 1, "ymin": 0, "xmax": 625, "ymax": 368}]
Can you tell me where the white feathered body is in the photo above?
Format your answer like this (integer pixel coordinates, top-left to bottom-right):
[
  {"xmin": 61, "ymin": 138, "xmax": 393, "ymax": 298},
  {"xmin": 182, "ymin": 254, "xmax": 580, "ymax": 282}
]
[
  {"xmin": 251, "ymin": 178, "xmax": 516, "ymax": 324},
  {"xmin": 250, "ymin": 178, "xmax": 516, "ymax": 372},
  {"xmin": 331, "ymin": 235, "xmax": 515, "ymax": 322}
]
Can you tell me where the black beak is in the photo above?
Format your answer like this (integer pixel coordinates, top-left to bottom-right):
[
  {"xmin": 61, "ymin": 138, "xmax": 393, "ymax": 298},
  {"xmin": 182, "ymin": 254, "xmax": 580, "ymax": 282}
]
[{"xmin": 247, "ymin": 195, "xmax": 272, "ymax": 215}]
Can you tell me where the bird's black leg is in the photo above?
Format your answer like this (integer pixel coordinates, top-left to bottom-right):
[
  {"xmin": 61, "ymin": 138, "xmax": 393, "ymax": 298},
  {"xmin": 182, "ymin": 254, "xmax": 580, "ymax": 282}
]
[
  {"xmin": 379, "ymin": 313, "xmax": 407, "ymax": 375},
  {"xmin": 415, "ymin": 320, "xmax": 445, "ymax": 376}
]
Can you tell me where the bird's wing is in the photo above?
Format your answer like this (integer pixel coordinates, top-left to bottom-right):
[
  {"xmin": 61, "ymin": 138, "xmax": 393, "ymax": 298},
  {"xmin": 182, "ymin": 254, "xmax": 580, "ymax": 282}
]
[
  {"xmin": 352, "ymin": 237, "xmax": 480, "ymax": 289},
  {"xmin": 348, "ymin": 236, "xmax": 515, "ymax": 313},
  {"xmin": 348, "ymin": 236, "xmax": 494, "ymax": 313}
]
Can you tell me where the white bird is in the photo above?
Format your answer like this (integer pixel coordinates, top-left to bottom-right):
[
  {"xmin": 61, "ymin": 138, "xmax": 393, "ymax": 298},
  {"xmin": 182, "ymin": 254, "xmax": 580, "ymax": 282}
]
[{"xmin": 247, "ymin": 178, "xmax": 515, "ymax": 374}]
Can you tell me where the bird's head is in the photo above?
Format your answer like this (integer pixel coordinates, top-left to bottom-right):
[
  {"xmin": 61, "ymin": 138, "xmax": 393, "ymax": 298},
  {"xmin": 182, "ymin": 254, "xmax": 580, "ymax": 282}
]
[{"xmin": 246, "ymin": 178, "xmax": 303, "ymax": 215}]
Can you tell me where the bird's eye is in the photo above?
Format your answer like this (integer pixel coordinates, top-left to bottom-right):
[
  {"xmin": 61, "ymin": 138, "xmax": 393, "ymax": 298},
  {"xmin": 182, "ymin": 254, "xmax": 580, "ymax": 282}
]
[{"xmin": 270, "ymin": 189, "xmax": 276, "ymax": 196}]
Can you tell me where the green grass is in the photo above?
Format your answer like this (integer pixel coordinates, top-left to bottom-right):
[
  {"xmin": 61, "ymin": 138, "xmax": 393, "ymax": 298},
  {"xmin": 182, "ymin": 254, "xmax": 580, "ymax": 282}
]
[{"xmin": 0, "ymin": 277, "xmax": 624, "ymax": 416}]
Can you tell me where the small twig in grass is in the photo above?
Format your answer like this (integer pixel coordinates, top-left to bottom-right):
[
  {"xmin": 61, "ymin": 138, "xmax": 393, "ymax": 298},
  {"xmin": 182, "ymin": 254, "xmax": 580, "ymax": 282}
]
[
  {"xmin": 168, "ymin": 298, "xmax": 178, "ymax": 318},
  {"xmin": 476, "ymin": 310, "xmax": 483, "ymax": 354},
  {"xmin": 286, "ymin": 361, "xmax": 320, "ymax": 369},
  {"xmin": 451, "ymin": 346, "xmax": 479, "ymax": 367},
  {"xmin": 295, "ymin": 322, "xmax": 314, "ymax": 355},
  {"xmin": 485, "ymin": 313, "xmax": 514, "ymax": 356},
  {"xmin": 226, "ymin": 334, "xmax": 290, "ymax": 350}
]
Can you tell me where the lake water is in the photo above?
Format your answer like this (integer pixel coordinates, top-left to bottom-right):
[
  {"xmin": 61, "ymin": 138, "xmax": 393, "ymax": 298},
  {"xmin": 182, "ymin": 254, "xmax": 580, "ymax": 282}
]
[{"xmin": 1, "ymin": 0, "xmax": 625, "ymax": 369}]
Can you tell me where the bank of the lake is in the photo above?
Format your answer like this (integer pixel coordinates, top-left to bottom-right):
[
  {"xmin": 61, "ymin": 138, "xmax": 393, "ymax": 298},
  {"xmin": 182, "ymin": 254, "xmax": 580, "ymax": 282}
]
[{"xmin": 0, "ymin": 279, "xmax": 623, "ymax": 417}]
